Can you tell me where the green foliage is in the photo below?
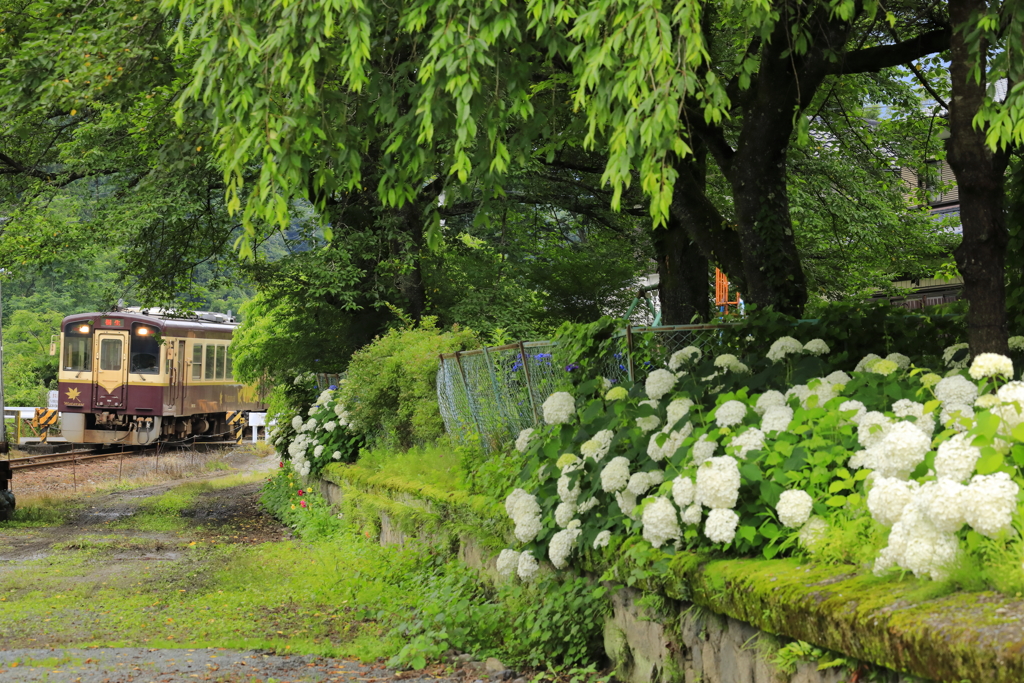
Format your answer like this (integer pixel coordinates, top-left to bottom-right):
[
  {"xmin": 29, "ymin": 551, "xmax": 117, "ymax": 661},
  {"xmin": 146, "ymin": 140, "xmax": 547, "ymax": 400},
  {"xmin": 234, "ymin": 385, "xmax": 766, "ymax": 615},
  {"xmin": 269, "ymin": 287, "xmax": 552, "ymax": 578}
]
[
  {"xmin": 388, "ymin": 561, "xmax": 609, "ymax": 670},
  {"xmin": 270, "ymin": 388, "xmax": 365, "ymax": 477},
  {"xmin": 341, "ymin": 317, "xmax": 478, "ymax": 448},
  {"xmin": 260, "ymin": 463, "xmax": 347, "ymax": 541},
  {"xmin": 1007, "ymin": 157, "xmax": 1024, "ymax": 336}
]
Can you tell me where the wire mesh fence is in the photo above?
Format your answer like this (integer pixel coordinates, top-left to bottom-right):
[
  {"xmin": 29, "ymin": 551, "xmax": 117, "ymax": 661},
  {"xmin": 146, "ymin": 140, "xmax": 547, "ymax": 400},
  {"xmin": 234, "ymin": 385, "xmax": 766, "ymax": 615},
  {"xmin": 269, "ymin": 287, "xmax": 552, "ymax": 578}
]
[{"xmin": 438, "ymin": 323, "xmax": 734, "ymax": 450}]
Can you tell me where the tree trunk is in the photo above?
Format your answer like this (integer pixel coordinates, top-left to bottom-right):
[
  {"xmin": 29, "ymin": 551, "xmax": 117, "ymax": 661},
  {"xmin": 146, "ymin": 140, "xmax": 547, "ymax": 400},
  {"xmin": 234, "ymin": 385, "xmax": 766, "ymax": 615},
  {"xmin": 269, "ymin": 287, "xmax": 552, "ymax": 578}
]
[
  {"xmin": 655, "ymin": 212, "xmax": 711, "ymax": 324},
  {"xmin": 946, "ymin": 0, "xmax": 1011, "ymax": 355}
]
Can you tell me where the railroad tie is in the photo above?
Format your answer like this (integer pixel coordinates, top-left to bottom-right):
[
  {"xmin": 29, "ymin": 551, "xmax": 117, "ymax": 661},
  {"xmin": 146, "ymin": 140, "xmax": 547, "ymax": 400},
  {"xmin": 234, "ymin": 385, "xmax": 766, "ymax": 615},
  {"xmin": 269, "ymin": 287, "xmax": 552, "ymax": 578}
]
[{"xmin": 32, "ymin": 408, "xmax": 59, "ymax": 444}]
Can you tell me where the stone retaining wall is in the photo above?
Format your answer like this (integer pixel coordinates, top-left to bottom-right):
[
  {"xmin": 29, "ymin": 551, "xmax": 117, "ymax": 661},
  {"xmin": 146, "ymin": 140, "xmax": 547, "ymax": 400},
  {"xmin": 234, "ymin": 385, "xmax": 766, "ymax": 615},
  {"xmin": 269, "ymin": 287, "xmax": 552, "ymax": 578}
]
[{"xmin": 316, "ymin": 470, "xmax": 934, "ymax": 683}]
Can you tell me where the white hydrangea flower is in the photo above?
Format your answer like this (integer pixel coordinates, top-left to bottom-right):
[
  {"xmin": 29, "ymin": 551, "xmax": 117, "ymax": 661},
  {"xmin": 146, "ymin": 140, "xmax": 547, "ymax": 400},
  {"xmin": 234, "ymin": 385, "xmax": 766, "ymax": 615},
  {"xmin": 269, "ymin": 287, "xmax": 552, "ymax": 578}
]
[
  {"xmin": 542, "ymin": 392, "xmax": 576, "ymax": 425},
  {"xmin": 921, "ymin": 479, "xmax": 968, "ymax": 534},
  {"xmin": 497, "ymin": 549, "xmax": 520, "ymax": 579},
  {"xmin": 963, "ymin": 472, "xmax": 1019, "ymax": 538},
  {"xmin": 704, "ymin": 508, "xmax": 740, "ymax": 544},
  {"xmin": 636, "ymin": 415, "xmax": 661, "ymax": 433},
  {"xmin": 857, "ymin": 411, "xmax": 892, "ymax": 448},
  {"xmin": 322, "ymin": 421, "xmax": 336, "ymax": 433},
  {"xmin": 767, "ymin": 336, "xmax": 804, "ymax": 363},
  {"xmin": 715, "ymin": 400, "xmax": 748, "ymax": 429},
  {"xmin": 517, "ymin": 550, "xmax": 539, "ymax": 581},
  {"xmin": 997, "ymin": 381, "xmax": 1024, "ymax": 406},
  {"xmin": 669, "ymin": 346, "xmax": 702, "ymax": 370},
  {"xmin": 557, "ymin": 474, "xmax": 581, "ymax": 504},
  {"xmin": 505, "ymin": 488, "xmax": 530, "ymax": 517},
  {"xmin": 332, "ymin": 451, "xmax": 342, "ymax": 460},
  {"xmin": 578, "ymin": 497, "xmax": 599, "ymax": 514},
  {"xmin": 1010, "ymin": 336, "xmax": 1024, "ymax": 352},
  {"xmin": 855, "ymin": 353, "xmax": 882, "ymax": 372},
  {"xmin": 695, "ymin": 456, "xmax": 741, "ymax": 509},
  {"xmin": 672, "ymin": 477, "xmax": 695, "ymax": 509},
  {"xmin": 647, "ymin": 424, "xmax": 691, "ymax": 462},
  {"xmin": 316, "ymin": 389, "xmax": 334, "ymax": 406},
  {"xmin": 555, "ymin": 501, "xmax": 577, "ymax": 528},
  {"xmin": 514, "ymin": 514, "xmax": 543, "ymax": 544},
  {"xmin": 803, "ymin": 378, "xmax": 838, "ymax": 408},
  {"xmin": 642, "ymin": 497, "xmax": 682, "ymax": 548},
  {"xmin": 627, "ymin": 470, "xmax": 663, "ymax": 496},
  {"xmin": 754, "ymin": 390, "xmax": 786, "ymax": 416},
  {"xmin": 692, "ymin": 434, "xmax": 718, "ymax": 465},
  {"xmin": 785, "ymin": 384, "xmax": 811, "ymax": 407},
  {"xmin": 605, "ymin": 386, "xmax": 629, "ymax": 401},
  {"xmin": 666, "ymin": 398, "xmax": 695, "ymax": 426},
  {"xmin": 943, "ymin": 343, "xmax": 971, "ymax": 369},
  {"xmin": 593, "ymin": 530, "xmax": 612, "ymax": 549},
  {"xmin": 580, "ymin": 429, "xmax": 614, "ymax": 461},
  {"xmin": 776, "ymin": 490, "xmax": 813, "ymax": 528},
  {"xmin": 646, "ymin": 369, "xmax": 677, "ymax": 401},
  {"xmin": 515, "ymin": 428, "xmax": 536, "ymax": 453},
  {"xmin": 615, "ymin": 490, "xmax": 638, "ymax": 519},
  {"xmin": 291, "ymin": 415, "xmax": 303, "ymax": 430},
  {"xmin": 803, "ymin": 339, "xmax": 830, "ymax": 356},
  {"xmin": 798, "ymin": 517, "xmax": 829, "ymax": 549},
  {"xmin": 601, "ymin": 457, "xmax": 631, "ymax": 492},
  {"xmin": 940, "ymin": 402, "xmax": 975, "ymax": 431},
  {"xmin": 891, "ymin": 399, "xmax": 935, "ymax": 437},
  {"xmin": 761, "ymin": 406, "xmax": 794, "ymax": 433},
  {"xmin": 976, "ymin": 394, "xmax": 1001, "ymax": 409},
  {"xmin": 728, "ymin": 427, "xmax": 766, "ymax": 458},
  {"xmin": 713, "ymin": 354, "xmax": 749, "ymax": 373},
  {"xmin": 876, "ymin": 421, "xmax": 932, "ymax": 478},
  {"xmin": 867, "ymin": 477, "xmax": 919, "ymax": 526},
  {"xmin": 870, "ymin": 359, "xmax": 899, "ymax": 376},
  {"xmin": 681, "ymin": 503, "xmax": 703, "ymax": 525},
  {"xmin": 506, "ymin": 489, "xmax": 543, "ymax": 543},
  {"xmin": 885, "ymin": 353, "xmax": 911, "ymax": 370},
  {"xmin": 969, "ymin": 353, "xmax": 1014, "ymax": 380},
  {"xmin": 934, "ymin": 433, "xmax": 981, "ymax": 482},
  {"xmin": 313, "ymin": 444, "xmax": 325, "ymax": 458},
  {"xmin": 825, "ymin": 370, "xmax": 852, "ymax": 386}
]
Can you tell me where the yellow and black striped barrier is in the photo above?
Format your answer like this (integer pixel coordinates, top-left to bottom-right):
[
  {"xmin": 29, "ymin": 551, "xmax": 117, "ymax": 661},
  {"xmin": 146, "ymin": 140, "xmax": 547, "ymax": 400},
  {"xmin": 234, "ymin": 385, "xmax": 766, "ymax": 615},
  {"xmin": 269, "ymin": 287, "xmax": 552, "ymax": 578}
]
[
  {"xmin": 32, "ymin": 409, "xmax": 59, "ymax": 444},
  {"xmin": 227, "ymin": 411, "xmax": 247, "ymax": 444}
]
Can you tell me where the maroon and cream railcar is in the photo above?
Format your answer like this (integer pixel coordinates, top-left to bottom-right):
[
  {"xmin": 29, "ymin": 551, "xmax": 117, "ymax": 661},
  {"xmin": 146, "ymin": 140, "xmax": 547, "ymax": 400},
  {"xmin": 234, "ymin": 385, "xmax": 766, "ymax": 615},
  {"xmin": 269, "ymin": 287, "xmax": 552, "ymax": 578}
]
[{"xmin": 57, "ymin": 310, "xmax": 266, "ymax": 445}]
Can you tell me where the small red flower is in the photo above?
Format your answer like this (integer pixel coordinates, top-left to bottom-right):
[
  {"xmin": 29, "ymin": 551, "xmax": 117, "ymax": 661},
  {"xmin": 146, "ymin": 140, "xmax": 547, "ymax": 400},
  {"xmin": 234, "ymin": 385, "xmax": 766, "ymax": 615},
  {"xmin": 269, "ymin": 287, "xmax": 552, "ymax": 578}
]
[
  {"xmin": 297, "ymin": 489, "xmax": 305, "ymax": 496},
  {"xmin": 279, "ymin": 461, "xmax": 284, "ymax": 468},
  {"xmin": 300, "ymin": 500, "xmax": 308, "ymax": 508}
]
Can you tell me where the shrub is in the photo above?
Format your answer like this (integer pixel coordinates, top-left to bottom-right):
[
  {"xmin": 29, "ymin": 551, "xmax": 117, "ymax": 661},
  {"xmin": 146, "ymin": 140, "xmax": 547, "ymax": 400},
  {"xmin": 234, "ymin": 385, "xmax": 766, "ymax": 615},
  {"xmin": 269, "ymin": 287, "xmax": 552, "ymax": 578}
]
[
  {"xmin": 499, "ymin": 338, "xmax": 1024, "ymax": 591},
  {"xmin": 269, "ymin": 387, "xmax": 365, "ymax": 476},
  {"xmin": 340, "ymin": 316, "xmax": 478, "ymax": 448}
]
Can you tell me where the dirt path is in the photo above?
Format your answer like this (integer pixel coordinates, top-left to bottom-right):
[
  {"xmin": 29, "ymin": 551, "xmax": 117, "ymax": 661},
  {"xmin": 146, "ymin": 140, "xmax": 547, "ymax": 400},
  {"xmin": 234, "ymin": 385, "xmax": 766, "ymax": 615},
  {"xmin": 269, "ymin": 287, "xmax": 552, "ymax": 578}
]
[{"xmin": 0, "ymin": 457, "xmax": 463, "ymax": 683}]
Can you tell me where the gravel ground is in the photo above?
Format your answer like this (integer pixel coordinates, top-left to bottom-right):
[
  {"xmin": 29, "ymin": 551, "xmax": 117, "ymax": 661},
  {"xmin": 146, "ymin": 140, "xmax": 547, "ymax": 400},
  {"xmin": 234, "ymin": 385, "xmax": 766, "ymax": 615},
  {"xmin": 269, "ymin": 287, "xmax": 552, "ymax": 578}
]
[{"xmin": 0, "ymin": 647, "xmax": 456, "ymax": 682}]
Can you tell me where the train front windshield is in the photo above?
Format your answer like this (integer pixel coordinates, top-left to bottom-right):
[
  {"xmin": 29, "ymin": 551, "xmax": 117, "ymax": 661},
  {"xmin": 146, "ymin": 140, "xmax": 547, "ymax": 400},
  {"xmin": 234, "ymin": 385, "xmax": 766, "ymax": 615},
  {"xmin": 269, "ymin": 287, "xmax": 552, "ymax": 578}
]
[
  {"xmin": 63, "ymin": 322, "xmax": 93, "ymax": 371},
  {"xmin": 130, "ymin": 323, "xmax": 160, "ymax": 374}
]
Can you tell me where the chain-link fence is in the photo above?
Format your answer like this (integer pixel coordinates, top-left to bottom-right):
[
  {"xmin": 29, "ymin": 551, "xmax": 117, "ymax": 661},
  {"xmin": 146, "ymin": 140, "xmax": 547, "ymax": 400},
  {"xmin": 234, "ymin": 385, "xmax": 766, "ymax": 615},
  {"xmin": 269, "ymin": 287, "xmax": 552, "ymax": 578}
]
[{"xmin": 438, "ymin": 324, "xmax": 734, "ymax": 450}]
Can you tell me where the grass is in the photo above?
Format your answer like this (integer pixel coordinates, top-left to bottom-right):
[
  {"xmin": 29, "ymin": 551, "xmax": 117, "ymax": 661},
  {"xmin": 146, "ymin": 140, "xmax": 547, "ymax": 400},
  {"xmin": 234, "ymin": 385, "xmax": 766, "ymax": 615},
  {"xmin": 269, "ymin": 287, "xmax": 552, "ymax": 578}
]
[
  {"xmin": 1, "ymin": 493, "xmax": 82, "ymax": 528},
  {"xmin": 354, "ymin": 442, "xmax": 468, "ymax": 491}
]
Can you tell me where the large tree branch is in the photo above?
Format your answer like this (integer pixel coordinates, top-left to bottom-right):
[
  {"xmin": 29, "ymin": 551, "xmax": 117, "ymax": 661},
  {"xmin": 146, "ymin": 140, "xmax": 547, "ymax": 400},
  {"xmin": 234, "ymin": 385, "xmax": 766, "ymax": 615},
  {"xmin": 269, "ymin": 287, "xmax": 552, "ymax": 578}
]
[{"xmin": 825, "ymin": 27, "xmax": 951, "ymax": 74}]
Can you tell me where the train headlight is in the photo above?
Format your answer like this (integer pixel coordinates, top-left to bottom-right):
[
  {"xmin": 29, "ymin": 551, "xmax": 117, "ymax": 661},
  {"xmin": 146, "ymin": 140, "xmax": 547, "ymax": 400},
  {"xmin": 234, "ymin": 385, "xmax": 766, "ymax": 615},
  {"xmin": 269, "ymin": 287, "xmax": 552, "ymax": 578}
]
[
  {"xmin": 137, "ymin": 327, "xmax": 150, "ymax": 336},
  {"xmin": 77, "ymin": 325, "xmax": 90, "ymax": 334}
]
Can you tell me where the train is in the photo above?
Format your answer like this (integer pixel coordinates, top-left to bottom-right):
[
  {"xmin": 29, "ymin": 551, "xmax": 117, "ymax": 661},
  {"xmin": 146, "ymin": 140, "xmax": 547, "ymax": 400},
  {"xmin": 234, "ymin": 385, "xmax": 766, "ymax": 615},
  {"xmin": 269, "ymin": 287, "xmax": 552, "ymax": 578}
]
[{"xmin": 57, "ymin": 309, "xmax": 266, "ymax": 445}]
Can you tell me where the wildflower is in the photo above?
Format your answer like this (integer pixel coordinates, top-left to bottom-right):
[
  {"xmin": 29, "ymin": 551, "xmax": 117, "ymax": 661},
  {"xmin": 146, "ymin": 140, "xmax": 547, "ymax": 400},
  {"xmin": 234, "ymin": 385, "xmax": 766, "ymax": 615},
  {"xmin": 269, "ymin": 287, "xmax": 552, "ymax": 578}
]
[
  {"xmin": 605, "ymin": 386, "xmax": 629, "ymax": 401},
  {"xmin": 279, "ymin": 461, "xmax": 284, "ymax": 468},
  {"xmin": 496, "ymin": 549, "xmax": 520, "ymax": 579},
  {"xmin": 668, "ymin": 346, "xmax": 701, "ymax": 370},
  {"xmin": 714, "ymin": 400, "xmax": 747, "ymax": 429},
  {"xmin": 969, "ymin": 353, "xmax": 1013, "ymax": 380},
  {"xmin": 300, "ymin": 500, "xmax": 308, "ymax": 508},
  {"xmin": 645, "ymin": 369, "xmax": 677, "ymax": 401},
  {"xmin": 642, "ymin": 497, "xmax": 682, "ymax": 548},
  {"xmin": 542, "ymin": 392, "xmax": 576, "ymax": 425},
  {"xmin": 297, "ymin": 489, "xmax": 304, "ymax": 496},
  {"xmin": 704, "ymin": 508, "xmax": 740, "ymax": 544},
  {"xmin": 767, "ymin": 336, "xmax": 804, "ymax": 363},
  {"xmin": 803, "ymin": 339, "xmax": 830, "ymax": 356},
  {"xmin": 776, "ymin": 490, "xmax": 813, "ymax": 528}
]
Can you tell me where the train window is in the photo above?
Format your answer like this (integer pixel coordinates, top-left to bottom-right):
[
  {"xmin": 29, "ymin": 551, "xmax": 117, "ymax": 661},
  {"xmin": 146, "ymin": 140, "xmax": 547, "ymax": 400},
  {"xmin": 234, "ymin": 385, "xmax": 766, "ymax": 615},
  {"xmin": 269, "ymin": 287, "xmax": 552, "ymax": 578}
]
[
  {"xmin": 226, "ymin": 348, "xmax": 233, "ymax": 380},
  {"xmin": 130, "ymin": 324, "xmax": 160, "ymax": 375},
  {"xmin": 215, "ymin": 345, "xmax": 226, "ymax": 380},
  {"xmin": 205, "ymin": 344, "xmax": 216, "ymax": 380},
  {"xmin": 192, "ymin": 344, "xmax": 203, "ymax": 380},
  {"xmin": 99, "ymin": 338, "xmax": 123, "ymax": 371},
  {"xmin": 62, "ymin": 323, "xmax": 92, "ymax": 372}
]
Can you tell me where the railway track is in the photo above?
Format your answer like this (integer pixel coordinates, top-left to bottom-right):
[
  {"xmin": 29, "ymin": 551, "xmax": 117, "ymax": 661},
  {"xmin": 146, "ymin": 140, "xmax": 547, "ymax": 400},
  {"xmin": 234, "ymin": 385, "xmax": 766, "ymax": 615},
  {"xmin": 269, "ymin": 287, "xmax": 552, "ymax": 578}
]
[{"xmin": 6, "ymin": 440, "xmax": 241, "ymax": 472}]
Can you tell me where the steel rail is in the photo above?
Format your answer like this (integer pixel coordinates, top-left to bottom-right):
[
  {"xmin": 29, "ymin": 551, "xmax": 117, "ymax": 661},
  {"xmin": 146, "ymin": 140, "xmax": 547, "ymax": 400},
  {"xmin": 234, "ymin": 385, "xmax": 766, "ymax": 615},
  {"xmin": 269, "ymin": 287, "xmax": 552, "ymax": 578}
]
[{"xmin": 8, "ymin": 440, "xmax": 240, "ymax": 472}]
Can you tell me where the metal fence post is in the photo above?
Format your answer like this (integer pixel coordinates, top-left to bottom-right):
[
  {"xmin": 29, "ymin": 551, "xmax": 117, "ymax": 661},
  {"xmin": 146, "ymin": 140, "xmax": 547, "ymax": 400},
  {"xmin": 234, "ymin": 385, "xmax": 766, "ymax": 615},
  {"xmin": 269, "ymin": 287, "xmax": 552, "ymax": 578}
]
[
  {"xmin": 626, "ymin": 325, "xmax": 636, "ymax": 383},
  {"xmin": 453, "ymin": 351, "xmax": 488, "ymax": 447},
  {"xmin": 518, "ymin": 341, "xmax": 539, "ymax": 423},
  {"xmin": 482, "ymin": 346, "xmax": 514, "ymax": 429}
]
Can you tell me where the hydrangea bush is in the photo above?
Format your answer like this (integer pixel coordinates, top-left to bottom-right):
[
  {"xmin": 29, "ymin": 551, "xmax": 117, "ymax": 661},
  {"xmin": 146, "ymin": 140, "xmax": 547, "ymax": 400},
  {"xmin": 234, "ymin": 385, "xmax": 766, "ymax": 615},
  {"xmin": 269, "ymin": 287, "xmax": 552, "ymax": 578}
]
[
  {"xmin": 270, "ymin": 387, "xmax": 364, "ymax": 476},
  {"xmin": 499, "ymin": 340, "xmax": 1024, "ymax": 585}
]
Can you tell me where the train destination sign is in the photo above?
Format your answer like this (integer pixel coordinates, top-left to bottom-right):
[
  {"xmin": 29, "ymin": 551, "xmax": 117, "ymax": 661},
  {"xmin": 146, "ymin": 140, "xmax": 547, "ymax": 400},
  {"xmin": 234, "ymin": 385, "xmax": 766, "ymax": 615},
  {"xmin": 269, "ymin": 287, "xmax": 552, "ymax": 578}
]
[{"xmin": 101, "ymin": 318, "xmax": 124, "ymax": 328}]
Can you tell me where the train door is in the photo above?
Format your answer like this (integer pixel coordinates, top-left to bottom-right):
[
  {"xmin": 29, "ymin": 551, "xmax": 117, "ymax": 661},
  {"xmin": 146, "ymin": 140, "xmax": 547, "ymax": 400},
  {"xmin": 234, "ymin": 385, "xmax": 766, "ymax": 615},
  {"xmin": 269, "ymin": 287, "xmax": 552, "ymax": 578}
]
[
  {"xmin": 93, "ymin": 331, "xmax": 128, "ymax": 409},
  {"xmin": 177, "ymin": 340, "xmax": 187, "ymax": 408}
]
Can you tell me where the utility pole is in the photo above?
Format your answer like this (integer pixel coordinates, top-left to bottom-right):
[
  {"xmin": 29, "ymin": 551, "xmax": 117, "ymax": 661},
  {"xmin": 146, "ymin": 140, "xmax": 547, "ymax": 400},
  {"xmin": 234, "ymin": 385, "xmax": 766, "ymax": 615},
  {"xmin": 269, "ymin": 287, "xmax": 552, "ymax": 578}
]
[{"xmin": 0, "ymin": 277, "xmax": 13, "ymax": 521}]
